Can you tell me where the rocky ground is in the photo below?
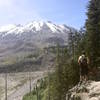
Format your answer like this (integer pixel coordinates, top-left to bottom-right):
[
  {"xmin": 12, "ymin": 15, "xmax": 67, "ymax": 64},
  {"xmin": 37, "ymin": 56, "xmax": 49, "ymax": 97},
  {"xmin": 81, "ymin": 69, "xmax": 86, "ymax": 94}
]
[{"xmin": 66, "ymin": 81, "xmax": 100, "ymax": 100}]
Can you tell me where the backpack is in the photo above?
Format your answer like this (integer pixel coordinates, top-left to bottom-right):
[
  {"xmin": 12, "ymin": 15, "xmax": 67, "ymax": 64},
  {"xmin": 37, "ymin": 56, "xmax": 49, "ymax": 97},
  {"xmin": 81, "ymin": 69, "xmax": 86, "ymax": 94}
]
[{"xmin": 79, "ymin": 55, "xmax": 87, "ymax": 66}]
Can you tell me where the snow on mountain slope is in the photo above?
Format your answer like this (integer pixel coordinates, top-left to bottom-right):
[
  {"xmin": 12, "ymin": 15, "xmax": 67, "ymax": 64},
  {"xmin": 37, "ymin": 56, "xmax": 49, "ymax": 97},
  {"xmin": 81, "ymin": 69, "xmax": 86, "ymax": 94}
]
[
  {"xmin": 0, "ymin": 21, "xmax": 76, "ymax": 57},
  {"xmin": 0, "ymin": 21, "xmax": 74, "ymax": 36},
  {"xmin": 0, "ymin": 24, "xmax": 16, "ymax": 33}
]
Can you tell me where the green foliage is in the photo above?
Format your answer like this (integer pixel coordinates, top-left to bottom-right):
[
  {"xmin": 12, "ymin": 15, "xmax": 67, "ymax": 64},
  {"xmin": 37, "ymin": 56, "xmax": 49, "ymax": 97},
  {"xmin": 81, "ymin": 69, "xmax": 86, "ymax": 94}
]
[
  {"xmin": 68, "ymin": 28, "xmax": 87, "ymax": 58},
  {"xmin": 48, "ymin": 45, "xmax": 80, "ymax": 100},
  {"xmin": 86, "ymin": 0, "xmax": 100, "ymax": 67},
  {"xmin": 23, "ymin": 77, "xmax": 48, "ymax": 100}
]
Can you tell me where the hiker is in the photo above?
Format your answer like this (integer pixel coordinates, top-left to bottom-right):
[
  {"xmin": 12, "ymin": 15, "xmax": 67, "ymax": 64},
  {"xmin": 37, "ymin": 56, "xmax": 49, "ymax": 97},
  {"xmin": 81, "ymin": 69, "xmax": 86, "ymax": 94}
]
[{"xmin": 78, "ymin": 51, "xmax": 89, "ymax": 82}]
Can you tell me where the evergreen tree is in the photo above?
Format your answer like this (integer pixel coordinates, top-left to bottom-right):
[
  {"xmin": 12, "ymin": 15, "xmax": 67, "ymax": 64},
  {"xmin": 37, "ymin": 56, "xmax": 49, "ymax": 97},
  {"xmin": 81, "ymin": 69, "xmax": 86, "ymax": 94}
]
[
  {"xmin": 86, "ymin": 0, "xmax": 100, "ymax": 67},
  {"xmin": 55, "ymin": 45, "xmax": 64, "ymax": 100},
  {"xmin": 49, "ymin": 45, "xmax": 79, "ymax": 100}
]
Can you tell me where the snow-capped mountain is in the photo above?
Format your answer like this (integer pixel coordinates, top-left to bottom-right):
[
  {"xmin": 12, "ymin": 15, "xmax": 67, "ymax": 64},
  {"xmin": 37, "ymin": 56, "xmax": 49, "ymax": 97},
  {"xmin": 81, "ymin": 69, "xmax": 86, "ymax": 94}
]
[
  {"xmin": 0, "ymin": 21, "xmax": 76, "ymax": 57},
  {"xmin": 0, "ymin": 21, "xmax": 72, "ymax": 35}
]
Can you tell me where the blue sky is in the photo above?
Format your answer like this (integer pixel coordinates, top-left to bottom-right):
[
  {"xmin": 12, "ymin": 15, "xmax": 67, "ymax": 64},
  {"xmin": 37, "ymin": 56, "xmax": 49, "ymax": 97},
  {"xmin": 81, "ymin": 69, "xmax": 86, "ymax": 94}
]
[{"xmin": 0, "ymin": 0, "xmax": 88, "ymax": 29}]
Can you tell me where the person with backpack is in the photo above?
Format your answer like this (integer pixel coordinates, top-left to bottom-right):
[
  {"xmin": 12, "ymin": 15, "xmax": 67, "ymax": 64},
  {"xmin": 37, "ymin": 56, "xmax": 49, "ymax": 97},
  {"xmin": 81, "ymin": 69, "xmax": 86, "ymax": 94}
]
[{"xmin": 78, "ymin": 51, "xmax": 89, "ymax": 82}]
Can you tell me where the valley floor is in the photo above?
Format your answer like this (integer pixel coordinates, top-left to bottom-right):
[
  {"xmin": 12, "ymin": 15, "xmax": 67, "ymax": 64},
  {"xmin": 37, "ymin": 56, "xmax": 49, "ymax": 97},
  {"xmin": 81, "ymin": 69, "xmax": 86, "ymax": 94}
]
[{"xmin": 0, "ymin": 71, "xmax": 45, "ymax": 100}]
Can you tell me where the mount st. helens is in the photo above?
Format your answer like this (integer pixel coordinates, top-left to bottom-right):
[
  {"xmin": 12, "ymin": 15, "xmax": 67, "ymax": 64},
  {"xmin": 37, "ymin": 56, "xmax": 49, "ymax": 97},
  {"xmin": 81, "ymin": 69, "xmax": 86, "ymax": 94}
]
[
  {"xmin": 0, "ymin": 21, "xmax": 76, "ymax": 47},
  {"xmin": 0, "ymin": 21, "xmax": 76, "ymax": 72}
]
